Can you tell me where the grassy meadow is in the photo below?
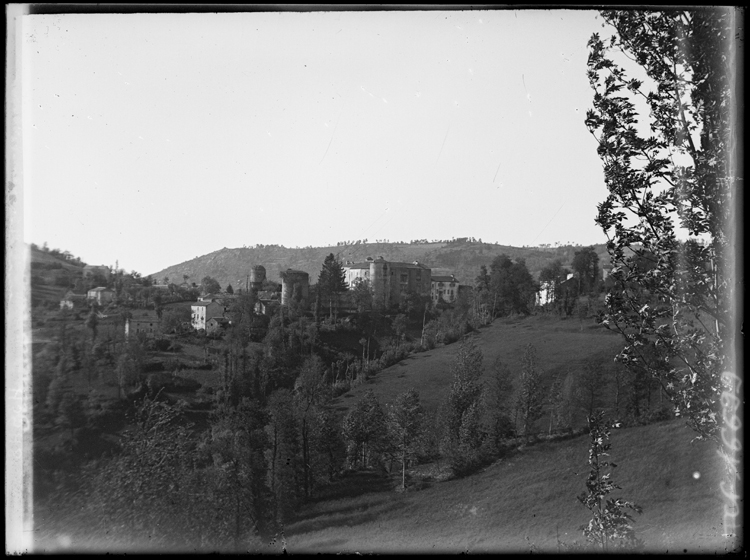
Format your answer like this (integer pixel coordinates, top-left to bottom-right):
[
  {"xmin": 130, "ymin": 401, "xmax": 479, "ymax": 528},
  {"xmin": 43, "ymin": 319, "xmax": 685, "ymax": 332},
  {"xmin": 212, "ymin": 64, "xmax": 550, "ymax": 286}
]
[
  {"xmin": 285, "ymin": 313, "xmax": 735, "ymax": 554},
  {"xmin": 332, "ymin": 313, "xmax": 625, "ymax": 426},
  {"xmin": 284, "ymin": 418, "xmax": 731, "ymax": 553}
]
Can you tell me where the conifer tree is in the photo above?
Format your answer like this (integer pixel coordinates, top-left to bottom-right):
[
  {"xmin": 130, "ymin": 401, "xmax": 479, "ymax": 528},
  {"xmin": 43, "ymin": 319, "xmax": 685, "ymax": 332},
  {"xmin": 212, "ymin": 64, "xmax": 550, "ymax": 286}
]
[{"xmin": 317, "ymin": 253, "xmax": 348, "ymax": 318}]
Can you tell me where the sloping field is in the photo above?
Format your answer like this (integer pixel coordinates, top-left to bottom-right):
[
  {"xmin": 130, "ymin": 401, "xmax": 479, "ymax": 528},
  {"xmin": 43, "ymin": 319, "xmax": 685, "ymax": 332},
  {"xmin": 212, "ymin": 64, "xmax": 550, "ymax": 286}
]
[
  {"xmin": 331, "ymin": 314, "xmax": 624, "ymax": 420},
  {"xmin": 285, "ymin": 419, "xmax": 733, "ymax": 554}
]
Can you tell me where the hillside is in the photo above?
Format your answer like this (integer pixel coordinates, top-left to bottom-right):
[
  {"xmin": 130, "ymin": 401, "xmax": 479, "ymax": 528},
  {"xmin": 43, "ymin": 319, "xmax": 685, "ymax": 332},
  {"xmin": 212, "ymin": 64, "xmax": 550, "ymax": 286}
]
[
  {"xmin": 29, "ymin": 244, "xmax": 87, "ymax": 307},
  {"xmin": 331, "ymin": 313, "xmax": 624, "ymax": 430},
  {"xmin": 150, "ymin": 241, "xmax": 610, "ymax": 289},
  {"xmin": 283, "ymin": 418, "xmax": 728, "ymax": 553}
]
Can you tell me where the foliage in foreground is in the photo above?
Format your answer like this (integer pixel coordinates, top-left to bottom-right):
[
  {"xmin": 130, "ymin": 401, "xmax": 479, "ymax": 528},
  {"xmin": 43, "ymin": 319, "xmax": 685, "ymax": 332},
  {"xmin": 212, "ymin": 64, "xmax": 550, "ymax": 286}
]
[
  {"xmin": 578, "ymin": 411, "xmax": 643, "ymax": 551},
  {"xmin": 587, "ymin": 9, "xmax": 738, "ymax": 441}
]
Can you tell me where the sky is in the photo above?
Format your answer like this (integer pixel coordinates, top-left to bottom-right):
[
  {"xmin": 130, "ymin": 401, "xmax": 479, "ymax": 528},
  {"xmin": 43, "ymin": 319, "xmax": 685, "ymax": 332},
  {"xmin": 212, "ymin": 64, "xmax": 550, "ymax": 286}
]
[{"xmin": 17, "ymin": 8, "xmax": 617, "ymax": 276}]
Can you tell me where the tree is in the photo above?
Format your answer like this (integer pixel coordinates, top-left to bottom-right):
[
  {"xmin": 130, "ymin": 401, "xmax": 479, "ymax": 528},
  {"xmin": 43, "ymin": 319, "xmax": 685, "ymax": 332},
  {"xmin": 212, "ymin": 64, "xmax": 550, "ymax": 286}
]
[
  {"xmin": 293, "ymin": 356, "xmax": 330, "ymax": 497},
  {"xmin": 201, "ymin": 276, "xmax": 221, "ymax": 296},
  {"xmin": 45, "ymin": 354, "xmax": 73, "ymax": 417},
  {"xmin": 391, "ymin": 314, "xmax": 408, "ymax": 347},
  {"xmin": 488, "ymin": 357, "xmax": 515, "ymax": 447},
  {"xmin": 161, "ymin": 305, "xmax": 191, "ymax": 334},
  {"xmin": 202, "ymin": 399, "xmax": 273, "ymax": 548},
  {"xmin": 575, "ymin": 359, "xmax": 609, "ymax": 418},
  {"xmin": 152, "ymin": 291, "xmax": 163, "ymax": 318},
  {"xmin": 538, "ymin": 259, "xmax": 570, "ymax": 309},
  {"xmin": 85, "ymin": 308, "xmax": 98, "ymax": 343},
  {"xmin": 572, "ymin": 247, "xmax": 600, "ymax": 295},
  {"xmin": 225, "ymin": 292, "xmax": 258, "ymax": 350},
  {"xmin": 314, "ymin": 408, "xmax": 346, "ymax": 483},
  {"xmin": 586, "ymin": 9, "xmax": 738, "ymax": 441},
  {"xmin": 387, "ymin": 388, "xmax": 425, "ymax": 490},
  {"xmin": 226, "ymin": 283, "xmax": 234, "ymax": 294},
  {"xmin": 317, "ymin": 253, "xmax": 348, "ymax": 318},
  {"xmin": 441, "ymin": 339, "xmax": 485, "ymax": 473},
  {"xmin": 342, "ymin": 390, "xmax": 387, "ymax": 469},
  {"xmin": 486, "ymin": 255, "xmax": 538, "ymax": 316},
  {"xmin": 515, "ymin": 344, "xmax": 545, "ymax": 440},
  {"xmin": 78, "ymin": 396, "xmax": 200, "ymax": 549},
  {"xmin": 265, "ymin": 389, "xmax": 302, "ymax": 523},
  {"xmin": 578, "ymin": 412, "xmax": 643, "ymax": 550}
]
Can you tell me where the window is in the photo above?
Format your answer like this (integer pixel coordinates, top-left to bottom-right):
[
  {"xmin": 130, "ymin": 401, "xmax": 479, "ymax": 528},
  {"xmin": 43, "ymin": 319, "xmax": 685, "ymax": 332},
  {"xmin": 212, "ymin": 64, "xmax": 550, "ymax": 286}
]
[{"xmin": 400, "ymin": 274, "xmax": 408, "ymax": 283}]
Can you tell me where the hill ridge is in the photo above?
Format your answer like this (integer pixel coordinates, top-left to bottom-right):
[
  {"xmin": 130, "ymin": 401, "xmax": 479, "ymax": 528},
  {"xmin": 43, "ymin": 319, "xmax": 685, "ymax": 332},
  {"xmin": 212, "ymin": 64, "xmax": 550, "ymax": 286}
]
[{"xmin": 150, "ymin": 242, "xmax": 610, "ymax": 290}]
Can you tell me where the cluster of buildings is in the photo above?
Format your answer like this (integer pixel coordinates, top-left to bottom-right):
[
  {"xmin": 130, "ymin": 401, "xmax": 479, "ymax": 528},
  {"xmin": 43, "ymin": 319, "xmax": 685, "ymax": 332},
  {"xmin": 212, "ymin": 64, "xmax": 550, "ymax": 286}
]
[
  {"xmin": 187, "ymin": 257, "xmax": 463, "ymax": 334},
  {"xmin": 342, "ymin": 256, "xmax": 460, "ymax": 307},
  {"xmin": 61, "ymin": 257, "xmax": 465, "ymax": 338},
  {"xmin": 60, "ymin": 286, "xmax": 116, "ymax": 309}
]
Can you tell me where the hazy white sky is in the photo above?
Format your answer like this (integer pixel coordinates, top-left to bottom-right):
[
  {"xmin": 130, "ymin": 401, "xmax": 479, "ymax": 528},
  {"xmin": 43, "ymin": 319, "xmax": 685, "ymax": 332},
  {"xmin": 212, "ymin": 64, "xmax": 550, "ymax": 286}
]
[{"xmin": 19, "ymin": 9, "xmax": 614, "ymax": 275}]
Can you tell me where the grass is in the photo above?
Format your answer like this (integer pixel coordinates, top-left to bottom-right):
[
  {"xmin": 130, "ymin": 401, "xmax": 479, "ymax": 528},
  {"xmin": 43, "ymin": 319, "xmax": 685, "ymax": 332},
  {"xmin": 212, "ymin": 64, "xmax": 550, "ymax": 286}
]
[
  {"xmin": 284, "ymin": 419, "xmax": 732, "ymax": 553},
  {"xmin": 331, "ymin": 313, "xmax": 624, "ymax": 419}
]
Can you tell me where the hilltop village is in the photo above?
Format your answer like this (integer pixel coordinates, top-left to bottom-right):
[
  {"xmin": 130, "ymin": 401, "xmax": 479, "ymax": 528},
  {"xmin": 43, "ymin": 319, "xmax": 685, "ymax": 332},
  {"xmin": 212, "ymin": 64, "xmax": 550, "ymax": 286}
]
[
  {"xmin": 29, "ymin": 241, "xmax": 659, "ymax": 554},
  {"xmin": 57, "ymin": 255, "xmax": 466, "ymax": 340}
]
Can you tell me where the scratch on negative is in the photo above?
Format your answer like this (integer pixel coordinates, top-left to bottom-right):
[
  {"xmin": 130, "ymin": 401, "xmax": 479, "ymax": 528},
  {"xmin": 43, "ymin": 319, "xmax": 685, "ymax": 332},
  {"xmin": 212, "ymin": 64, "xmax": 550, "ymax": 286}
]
[
  {"xmin": 436, "ymin": 128, "xmax": 449, "ymax": 164},
  {"xmin": 320, "ymin": 113, "xmax": 342, "ymax": 164}
]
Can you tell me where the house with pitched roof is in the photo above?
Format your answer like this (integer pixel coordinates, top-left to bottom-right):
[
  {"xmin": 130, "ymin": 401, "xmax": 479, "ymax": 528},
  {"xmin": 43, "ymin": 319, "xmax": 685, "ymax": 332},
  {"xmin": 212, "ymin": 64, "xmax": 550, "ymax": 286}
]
[
  {"xmin": 431, "ymin": 274, "xmax": 459, "ymax": 304},
  {"xmin": 87, "ymin": 286, "xmax": 114, "ymax": 306},
  {"xmin": 191, "ymin": 301, "xmax": 225, "ymax": 331}
]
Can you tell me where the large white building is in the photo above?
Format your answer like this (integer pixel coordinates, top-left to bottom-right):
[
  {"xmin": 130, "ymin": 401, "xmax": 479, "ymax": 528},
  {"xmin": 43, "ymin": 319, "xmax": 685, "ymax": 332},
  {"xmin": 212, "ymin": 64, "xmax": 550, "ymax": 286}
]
[
  {"xmin": 342, "ymin": 256, "xmax": 431, "ymax": 309},
  {"xmin": 190, "ymin": 301, "xmax": 225, "ymax": 331}
]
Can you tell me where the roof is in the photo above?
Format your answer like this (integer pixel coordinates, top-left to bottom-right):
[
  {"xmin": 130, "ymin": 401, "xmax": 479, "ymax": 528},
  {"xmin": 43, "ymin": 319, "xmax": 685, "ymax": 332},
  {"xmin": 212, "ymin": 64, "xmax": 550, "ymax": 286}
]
[
  {"xmin": 345, "ymin": 260, "xmax": 431, "ymax": 271},
  {"xmin": 208, "ymin": 317, "xmax": 229, "ymax": 324},
  {"xmin": 191, "ymin": 301, "xmax": 223, "ymax": 307},
  {"xmin": 88, "ymin": 287, "xmax": 113, "ymax": 292},
  {"xmin": 431, "ymin": 276, "xmax": 457, "ymax": 283},
  {"xmin": 281, "ymin": 269, "xmax": 309, "ymax": 276},
  {"xmin": 63, "ymin": 293, "xmax": 87, "ymax": 300},
  {"xmin": 128, "ymin": 316, "xmax": 160, "ymax": 323},
  {"xmin": 388, "ymin": 261, "xmax": 430, "ymax": 270}
]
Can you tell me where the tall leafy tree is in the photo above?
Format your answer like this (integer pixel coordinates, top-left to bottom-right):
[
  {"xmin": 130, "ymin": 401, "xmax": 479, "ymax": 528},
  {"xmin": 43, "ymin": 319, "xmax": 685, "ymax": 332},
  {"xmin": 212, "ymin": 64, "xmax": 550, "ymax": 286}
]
[
  {"xmin": 487, "ymin": 255, "xmax": 538, "ymax": 316},
  {"xmin": 572, "ymin": 247, "xmax": 600, "ymax": 295},
  {"xmin": 265, "ymin": 389, "xmax": 302, "ymax": 524},
  {"xmin": 441, "ymin": 339, "xmax": 485, "ymax": 473},
  {"xmin": 342, "ymin": 390, "xmax": 387, "ymax": 469},
  {"xmin": 85, "ymin": 308, "xmax": 99, "ymax": 342},
  {"xmin": 488, "ymin": 357, "xmax": 515, "ymax": 446},
  {"xmin": 515, "ymin": 344, "xmax": 545, "ymax": 440},
  {"xmin": 201, "ymin": 276, "xmax": 221, "ymax": 296},
  {"xmin": 202, "ymin": 399, "xmax": 273, "ymax": 549},
  {"xmin": 387, "ymin": 388, "xmax": 425, "ymax": 490},
  {"xmin": 293, "ymin": 355, "xmax": 330, "ymax": 497},
  {"xmin": 586, "ymin": 9, "xmax": 738, "ymax": 441}
]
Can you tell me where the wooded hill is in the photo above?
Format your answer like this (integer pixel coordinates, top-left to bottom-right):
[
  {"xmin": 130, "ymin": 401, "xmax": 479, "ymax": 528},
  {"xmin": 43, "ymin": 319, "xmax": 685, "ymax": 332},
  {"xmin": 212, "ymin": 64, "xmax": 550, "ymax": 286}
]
[
  {"xmin": 29, "ymin": 244, "xmax": 88, "ymax": 307},
  {"xmin": 150, "ymin": 241, "xmax": 610, "ymax": 290}
]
